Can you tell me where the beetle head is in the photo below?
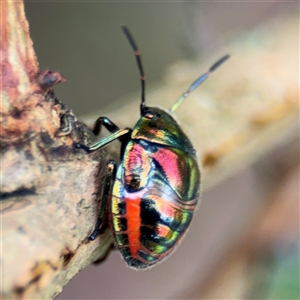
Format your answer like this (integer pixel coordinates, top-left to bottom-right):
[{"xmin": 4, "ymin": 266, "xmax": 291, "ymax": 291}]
[{"xmin": 131, "ymin": 107, "xmax": 194, "ymax": 153}]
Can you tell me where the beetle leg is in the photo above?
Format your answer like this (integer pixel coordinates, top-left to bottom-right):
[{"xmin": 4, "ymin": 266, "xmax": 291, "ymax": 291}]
[
  {"xmin": 74, "ymin": 125, "xmax": 131, "ymax": 152},
  {"xmin": 88, "ymin": 128, "xmax": 131, "ymax": 152},
  {"xmin": 88, "ymin": 160, "xmax": 116, "ymax": 241},
  {"xmin": 93, "ymin": 116, "xmax": 120, "ymax": 136}
]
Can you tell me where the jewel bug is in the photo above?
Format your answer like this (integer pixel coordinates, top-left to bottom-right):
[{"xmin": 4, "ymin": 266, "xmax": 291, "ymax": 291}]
[{"xmin": 78, "ymin": 26, "xmax": 229, "ymax": 269}]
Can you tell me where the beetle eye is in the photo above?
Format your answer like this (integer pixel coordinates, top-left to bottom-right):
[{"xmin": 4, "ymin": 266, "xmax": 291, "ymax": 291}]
[{"xmin": 144, "ymin": 112, "xmax": 154, "ymax": 119}]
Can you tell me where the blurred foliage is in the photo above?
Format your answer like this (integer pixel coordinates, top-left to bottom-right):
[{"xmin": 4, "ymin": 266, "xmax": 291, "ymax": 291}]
[{"xmin": 247, "ymin": 242, "xmax": 299, "ymax": 299}]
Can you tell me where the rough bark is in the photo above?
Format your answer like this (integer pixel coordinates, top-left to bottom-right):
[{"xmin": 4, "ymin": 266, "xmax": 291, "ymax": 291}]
[
  {"xmin": 1, "ymin": 1, "xmax": 298, "ymax": 299},
  {"xmin": 1, "ymin": 2, "xmax": 110, "ymax": 299}
]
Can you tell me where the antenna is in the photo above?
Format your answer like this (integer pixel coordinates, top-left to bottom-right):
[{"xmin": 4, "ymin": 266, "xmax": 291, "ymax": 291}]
[
  {"xmin": 169, "ymin": 54, "xmax": 230, "ymax": 113},
  {"xmin": 121, "ymin": 26, "xmax": 146, "ymax": 115}
]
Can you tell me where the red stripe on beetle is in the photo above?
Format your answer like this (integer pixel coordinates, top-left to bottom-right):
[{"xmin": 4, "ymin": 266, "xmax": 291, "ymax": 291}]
[{"xmin": 124, "ymin": 197, "xmax": 141, "ymax": 256}]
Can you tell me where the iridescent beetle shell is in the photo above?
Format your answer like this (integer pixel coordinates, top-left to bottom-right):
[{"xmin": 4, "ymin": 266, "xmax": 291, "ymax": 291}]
[
  {"xmin": 111, "ymin": 107, "xmax": 200, "ymax": 268},
  {"xmin": 80, "ymin": 26, "xmax": 229, "ymax": 269}
]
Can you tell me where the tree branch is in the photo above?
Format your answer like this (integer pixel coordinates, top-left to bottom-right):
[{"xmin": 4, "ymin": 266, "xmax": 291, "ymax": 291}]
[
  {"xmin": 1, "ymin": 2, "xmax": 298, "ymax": 299},
  {"xmin": 1, "ymin": 2, "xmax": 110, "ymax": 299}
]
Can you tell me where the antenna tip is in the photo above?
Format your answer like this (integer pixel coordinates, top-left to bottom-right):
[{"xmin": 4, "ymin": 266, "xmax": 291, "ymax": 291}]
[
  {"xmin": 209, "ymin": 54, "xmax": 230, "ymax": 72},
  {"xmin": 121, "ymin": 25, "xmax": 129, "ymax": 33}
]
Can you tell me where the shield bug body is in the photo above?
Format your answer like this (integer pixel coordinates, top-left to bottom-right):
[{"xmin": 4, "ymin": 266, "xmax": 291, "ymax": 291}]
[{"xmin": 79, "ymin": 26, "xmax": 229, "ymax": 269}]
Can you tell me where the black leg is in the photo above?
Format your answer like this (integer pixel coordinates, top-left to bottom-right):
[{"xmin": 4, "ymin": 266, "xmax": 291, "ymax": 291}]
[
  {"xmin": 88, "ymin": 128, "xmax": 132, "ymax": 152},
  {"xmin": 93, "ymin": 117, "xmax": 120, "ymax": 136},
  {"xmin": 74, "ymin": 117, "xmax": 131, "ymax": 153},
  {"xmin": 88, "ymin": 160, "xmax": 116, "ymax": 241}
]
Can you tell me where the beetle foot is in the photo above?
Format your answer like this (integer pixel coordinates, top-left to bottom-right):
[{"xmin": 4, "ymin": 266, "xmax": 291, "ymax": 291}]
[
  {"xmin": 73, "ymin": 142, "xmax": 90, "ymax": 153},
  {"xmin": 87, "ymin": 219, "xmax": 102, "ymax": 241}
]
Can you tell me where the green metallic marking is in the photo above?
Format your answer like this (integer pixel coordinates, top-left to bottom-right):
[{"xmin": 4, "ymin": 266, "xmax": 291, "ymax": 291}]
[
  {"xmin": 131, "ymin": 107, "xmax": 195, "ymax": 153},
  {"xmin": 146, "ymin": 241, "xmax": 167, "ymax": 254},
  {"xmin": 138, "ymin": 250, "xmax": 157, "ymax": 262},
  {"xmin": 165, "ymin": 232, "xmax": 180, "ymax": 246},
  {"xmin": 115, "ymin": 233, "xmax": 129, "ymax": 246}
]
